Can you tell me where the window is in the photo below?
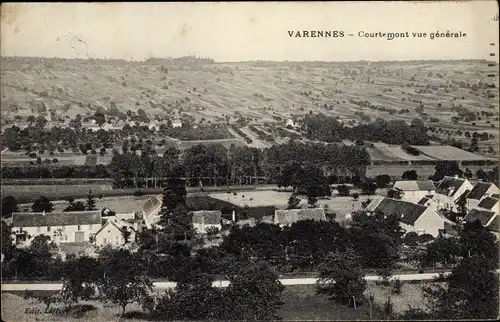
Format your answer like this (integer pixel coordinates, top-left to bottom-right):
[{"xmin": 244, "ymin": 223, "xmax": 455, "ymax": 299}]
[
  {"xmin": 47, "ymin": 226, "xmax": 51, "ymax": 232},
  {"xmin": 77, "ymin": 225, "xmax": 81, "ymax": 231}
]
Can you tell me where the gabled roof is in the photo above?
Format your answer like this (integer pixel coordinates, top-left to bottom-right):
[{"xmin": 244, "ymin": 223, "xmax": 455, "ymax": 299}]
[
  {"xmin": 368, "ymin": 197, "xmax": 428, "ymax": 225},
  {"xmin": 94, "ymin": 218, "xmax": 134, "ymax": 237},
  {"xmin": 393, "ymin": 180, "xmax": 435, "ymax": 191},
  {"xmin": 142, "ymin": 196, "xmax": 162, "ymax": 218},
  {"xmin": 456, "ymin": 189, "xmax": 471, "ymax": 201},
  {"xmin": 464, "ymin": 209, "xmax": 496, "ymax": 226},
  {"xmin": 417, "ymin": 197, "xmax": 431, "ymax": 206},
  {"xmin": 487, "ymin": 215, "xmax": 499, "ymax": 232},
  {"xmin": 467, "ymin": 182, "xmax": 496, "ymax": 200},
  {"xmin": 191, "ymin": 210, "xmax": 222, "ymax": 225},
  {"xmin": 477, "ymin": 197, "xmax": 499, "ymax": 211},
  {"xmin": 274, "ymin": 208, "xmax": 326, "ymax": 225},
  {"xmin": 436, "ymin": 176, "xmax": 468, "ymax": 197},
  {"xmin": 365, "ymin": 195, "xmax": 386, "ymax": 212},
  {"xmin": 12, "ymin": 211, "xmax": 101, "ymax": 227}
]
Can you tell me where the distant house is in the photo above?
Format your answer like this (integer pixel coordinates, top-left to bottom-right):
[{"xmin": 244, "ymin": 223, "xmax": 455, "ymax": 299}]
[
  {"xmin": 12, "ymin": 211, "xmax": 102, "ymax": 246},
  {"xmin": 463, "ymin": 208, "xmax": 498, "ymax": 231},
  {"xmin": 434, "ymin": 176, "xmax": 473, "ymax": 211},
  {"xmin": 274, "ymin": 208, "xmax": 326, "ymax": 227},
  {"xmin": 142, "ymin": 196, "xmax": 163, "ymax": 228},
  {"xmin": 93, "ymin": 218, "xmax": 137, "ymax": 247},
  {"xmin": 191, "ymin": 210, "xmax": 222, "ymax": 234},
  {"xmin": 466, "ymin": 182, "xmax": 499, "ymax": 210},
  {"xmin": 172, "ymin": 121, "xmax": 183, "ymax": 128},
  {"xmin": 393, "ymin": 180, "xmax": 435, "ymax": 203},
  {"xmin": 366, "ymin": 197, "xmax": 453, "ymax": 237},
  {"xmin": 285, "ymin": 119, "xmax": 296, "ymax": 128}
]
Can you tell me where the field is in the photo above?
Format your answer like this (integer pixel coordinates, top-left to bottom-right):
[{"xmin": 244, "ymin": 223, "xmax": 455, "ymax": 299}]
[
  {"xmin": 1, "ymin": 58, "xmax": 498, "ymax": 156},
  {"xmin": 1, "ymin": 281, "xmax": 428, "ymax": 321}
]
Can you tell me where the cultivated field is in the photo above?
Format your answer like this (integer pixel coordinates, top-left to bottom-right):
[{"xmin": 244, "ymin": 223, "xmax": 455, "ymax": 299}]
[{"xmin": 2, "ymin": 58, "xmax": 498, "ymax": 156}]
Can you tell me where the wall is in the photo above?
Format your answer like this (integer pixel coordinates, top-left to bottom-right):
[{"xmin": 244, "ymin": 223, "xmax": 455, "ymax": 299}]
[
  {"xmin": 94, "ymin": 223, "xmax": 126, "ymax": 247},
  {"xmin": 13, "ymin": 223, "xmax": 102, "ymax": 246},
  {"xmin": 412, "ymin": 208, "xmax": 448, "ymax": 237}
]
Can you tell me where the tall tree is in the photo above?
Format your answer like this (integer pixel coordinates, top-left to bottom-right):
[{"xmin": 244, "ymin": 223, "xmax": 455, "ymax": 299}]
[
  {"xmin": 31, "ymin": 196, "xmax": 54, "ymax": 213},
  {"xmin": 317, "ymin": 249, "xmax": 367, "ymax": 309},
  {"xmin": 96, "ymin": 248, "xmax": 153, "ymax": 313},
  {"xmin": 1, "ymin": 196, "xmax": 19, "ymax": 218},
  {"xmin": 86, "ymin": 191, "xmax": 97, "ymax": 211},
  {"xmin": 224, "ymin": 261, "xmax": 285, "ymax": 320}
]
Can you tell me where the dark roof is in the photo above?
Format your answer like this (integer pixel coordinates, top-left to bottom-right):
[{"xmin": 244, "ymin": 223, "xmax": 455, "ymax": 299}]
[
  {"xmin": 417, "ymin": 197, "xmax": 430, "ymax": 205},
  {"xmin": 491, "ymin": 194, "xmax": 500, "ymax": 199},
  {"xmin": 191, "ymin": 210, "xmax": 222, "ymax": 225},
  {"xmin": 274, "ymin": 208, "xmax": 326, "ymax": 225},
  {"xmin": 370, "ymin": 198, "xmax": 428, "ymax": 225},
  {"xmin": 12, "ymin": 211, "xmax": 101, "ymax": 227},
  {"xmin": 477, "ymin": 197, "xmax": 499, "ymax": 210},
  {"xmin": 457, "ymin": 189, "xmax": 471, "ymax": 201},
  {"xmin": 464, "ymin": 209, "xmax": 496, "ymax": 226},
  {"xmin": 467, "ymin": 182, "xmax": 494, "ymax": 200},
  {"xmin": 436, "ymin": 176, "xmax": 466, "ymax": 196},
  {"xmin": 487, "ymin": 215, "xmax": 499, "ymax": 232}
]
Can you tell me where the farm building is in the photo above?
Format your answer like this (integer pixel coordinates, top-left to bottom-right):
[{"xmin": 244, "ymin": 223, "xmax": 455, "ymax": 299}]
[
  {"xmin": 11, "ymin": 211, "xmax": 102, "ymax": 246},
  {"xmin": 434, "ymin": 176, "xmax": 473, "ymax": 212},
  {"xmin": 466, "ymin": 182, "xmax": 499, "ymax": 210},
  {"xmin": 191, "ymin": 210, "xmax": 222, "ymax": 234},
  {"xmin": 142, "ymin": 196, "xmax": 163, "ymax": 228},
  {"xmin": 93, "ymin": 217, "xmax": 137, "ymax": 247},
  {"xmin": 463, "ymin": 208, "xmax": 498, "ymax": 231},
  {"xmin": 476, "ymin": 196, "xmax": 499, "ymax": 215},
  {"xmin": 274, "ymin": 208, "xmax": 326, "ymax": 227},
  {"xmin": 365, "ymin": 197, "xmax": 453, "ymax": 237},
  {"xmin": 392, "ymin": 180, "xmax": 435, "ymax": 203}
]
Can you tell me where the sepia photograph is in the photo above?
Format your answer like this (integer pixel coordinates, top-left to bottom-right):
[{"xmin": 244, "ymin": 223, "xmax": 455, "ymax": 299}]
[{"xmin": 1, "ymin": 1, "xmax": 499, "ymax": 321}]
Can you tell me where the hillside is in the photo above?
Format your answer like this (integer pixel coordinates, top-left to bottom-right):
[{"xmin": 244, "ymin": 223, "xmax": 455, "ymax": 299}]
[{"xmin": 1, "ymin": 57, "xmax": 498, "ymax": 156}]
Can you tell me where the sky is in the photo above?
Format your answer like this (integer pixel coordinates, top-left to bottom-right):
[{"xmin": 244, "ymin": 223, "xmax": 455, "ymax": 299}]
[{"xmin": 1, "ymin": 2, "xmax": 499, "ymax": 62}]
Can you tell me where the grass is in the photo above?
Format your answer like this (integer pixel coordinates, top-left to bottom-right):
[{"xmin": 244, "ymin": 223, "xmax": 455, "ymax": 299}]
[{"xmin": 5, "ymin": 282, "xmax": 416, "ymax": 321}]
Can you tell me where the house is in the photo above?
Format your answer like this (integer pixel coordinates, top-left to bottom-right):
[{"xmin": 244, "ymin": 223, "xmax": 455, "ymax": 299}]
[
  {"xmin": 285, "ymin": 119, "xmax": 296, "ymax": 128},
  {"xmin": 392, "ymin": 180, "xmax": 435, "ymax": 203},
  {"xmin": 434, "ymin": 176, "xmax": 473, "ymax": 211},
  {"xmin": 142, "ymin": 196, "xmax": 163, "ymax": 228},
  {"xmin": 102, "ymin": 208, "xmax": 136, "ymax": 221},
  {"xmin": 274, "ymin": 208, "xmax": 326, "ymax": 227},
  {"xmin": 191, "ymin": 210, "xmax": 222, "ymax": 234},
  {"xmin": 466, "ymin": 182, "xmax": 499, "ymax": 210},
  {"xmin": 11, "ymin": 211, "xmax": 102, "ymax": 246},
  {"xmin": 93, "ymin": 218, "xmax": 137, "ymax": 247},
  {"xmin": 366, "ymin": 197, "xmax": 453, "ymax": 237},
  {"xmin": 172, "ymin": 121, "xmax": 183, "ymax": 128},
  {"xmin": 476, "ymin": 196, "xmax": 499, "ymax": 216},
  {"xmin": 463, "ymin": 208, "xmax": 498, "ymax": 231}
]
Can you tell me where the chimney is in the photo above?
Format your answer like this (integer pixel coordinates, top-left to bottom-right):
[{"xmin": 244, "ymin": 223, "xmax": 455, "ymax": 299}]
[{"xmin": 232, "ymin": 210, "xmax": 236, "ymax": 222}]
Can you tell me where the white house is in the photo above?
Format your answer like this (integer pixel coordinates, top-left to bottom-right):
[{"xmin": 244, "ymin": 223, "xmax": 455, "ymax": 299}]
[
  {"xmin": 274, "ymin": 208, "xmax": 326, "ymax": 227},
  {"xmin": 392, "ymin": 180, "xmax": 435, "ymax": 203},
  {"xmin": 366, "ymin": 197, "xmax": 454, "ymax": 237},
  {"xmin": 434, "ymin": 176, "xmax": 474, "ymax": 212},
  {"xmin": 466, "ymin": 182, "xmax": 499, "ymax": 210},
  {"xmin": 285, "ymin": 119, "xmax": 296, "ymax": 128},
  {"xmin": 191, "ymin": 210, "xmax": 222, "ymax": 234},
  {"xmin": 11, "ymin": 211, "xmax": 102, "ymax": 246},
  {"xmin": 93, "ymin": 218, "xmax": 137, "ymax": 247}
]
